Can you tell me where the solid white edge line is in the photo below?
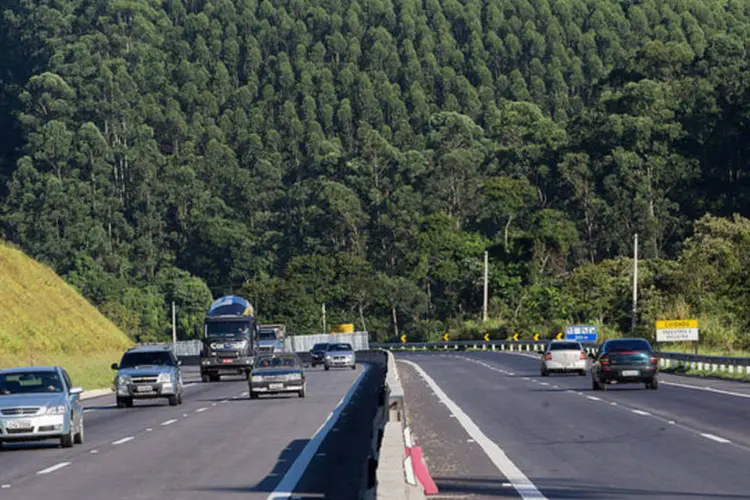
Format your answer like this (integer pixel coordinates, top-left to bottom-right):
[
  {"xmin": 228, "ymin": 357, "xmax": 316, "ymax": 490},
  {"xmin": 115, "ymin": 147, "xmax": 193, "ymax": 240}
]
[
  {"xmin": 112, "ymin": 436, "xmax": 135, "ymax": 445},
  {"xmin": 37, "ymin": 462, "xmax": 71, "ymax": 475},
  {"xmin": 662, "ymin": 380, "xmax": 750, "ymax": 399},
  {"xmin": 161, "ymin": 419, "xmax": 178, "ymax": 426},
  {"xmin": 701, "ymin": 433, "xmax": 731, "ymax": 444},
  {"xmin": 400, "ymin": 360, "xmax": 546, "ymax": 500},
  {"xmin": 267, "ymin": 365, "xmax": 370, "ymax": 500}
]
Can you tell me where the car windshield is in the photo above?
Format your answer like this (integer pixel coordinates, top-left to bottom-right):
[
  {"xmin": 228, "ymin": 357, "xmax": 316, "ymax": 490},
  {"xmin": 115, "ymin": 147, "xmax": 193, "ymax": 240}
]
[
  {"xmin": 206, "ymin": 321, "xmax": 250, "ymax": 338},
  {"xmin": 0, "ymin": 371, "xmax": 64, "ymax": 395},
  {"xmin": 329, "ymin": 343, "xmax": 353, "ymax": 351},
  {"xmin": 550, "ymin": 342, "xmax": 581, "ymax": 351},
  {"xmin": 606, "ymin": 340, "xmax": 652, "ymax": 352},
  {"xmin": 312, "ymin": 343, "xmax": 329, "ymax": 350},
  {"xmin": 256, "ymin": 356, "xmax": 298, "ymax": 368},
  {"xmin": 120, "ymin": 351, "xmax": 174, "ymax": 368},
  {"xmin": 258, "ymin": 331, "xmax": 277, "ymax": 341}
]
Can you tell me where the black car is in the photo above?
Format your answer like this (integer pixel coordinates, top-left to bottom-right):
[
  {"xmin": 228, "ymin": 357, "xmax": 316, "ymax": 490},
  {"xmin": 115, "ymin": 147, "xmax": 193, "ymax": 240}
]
[
  {"xmin": 591, "ymin": 338, "xmax": 659, "ymax": 391},
  {"xmin": 309, "ymin": 343, "xmax": 330, "ymax": 367}
]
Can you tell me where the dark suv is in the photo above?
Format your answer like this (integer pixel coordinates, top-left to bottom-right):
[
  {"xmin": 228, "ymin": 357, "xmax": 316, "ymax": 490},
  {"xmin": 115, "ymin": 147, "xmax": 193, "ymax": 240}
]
[
  {"xmin": 591, "ymin": 338, "xmax": 659, "ymax": 391},
  {"xmin": 309, "ymin": 343, "xmax": 330, "ymax": 367}
]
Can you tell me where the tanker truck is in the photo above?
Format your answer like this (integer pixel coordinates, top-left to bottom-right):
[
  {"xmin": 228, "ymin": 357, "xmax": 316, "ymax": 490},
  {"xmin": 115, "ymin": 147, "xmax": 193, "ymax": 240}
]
[{"xmin": 200, "ymin": 296, "xmax": 257, "ymax": 382}]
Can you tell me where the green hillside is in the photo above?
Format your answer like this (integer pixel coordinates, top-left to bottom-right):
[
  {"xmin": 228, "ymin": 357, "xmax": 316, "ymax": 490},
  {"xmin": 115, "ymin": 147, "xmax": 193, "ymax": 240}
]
[
  {"xmin": 0, "ymin": 242, "xmax": 133, "ymax": 388},
  {"xmin": 2, "ymin": 0, "xmax": 750, "ymax": 346}
]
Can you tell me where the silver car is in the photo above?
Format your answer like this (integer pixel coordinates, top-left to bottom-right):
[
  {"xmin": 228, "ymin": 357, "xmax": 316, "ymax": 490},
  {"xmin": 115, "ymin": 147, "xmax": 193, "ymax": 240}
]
[
  {"xmin": 323, "ymin": 343, "xmax": 356, "ymax": 370},
  {"xmin": 0, "ymin": 366, "xmax": 84, "ymax": 448},
  {"xmin": 112, "ymin": 346, "xmax": 184, "ymax": 407},
  {"xmin": 541, "ymin": 340, "xmax": 588, "ymax": 376}
]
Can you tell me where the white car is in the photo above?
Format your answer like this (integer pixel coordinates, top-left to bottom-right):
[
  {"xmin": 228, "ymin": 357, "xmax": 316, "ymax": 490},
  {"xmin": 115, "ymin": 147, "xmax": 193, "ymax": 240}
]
[{"xmin": 541, "ymin": 340, "xmax": 588, "ymax": 376}]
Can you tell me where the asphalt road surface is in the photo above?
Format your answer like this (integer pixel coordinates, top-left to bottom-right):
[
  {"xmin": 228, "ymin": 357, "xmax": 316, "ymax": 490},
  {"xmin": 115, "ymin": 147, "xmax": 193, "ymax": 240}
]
[
  {"xmin": 0, "ymin": 364, "xmax": 380, "ymax": 500},
  {"xmin": 398, "ymin": 351, "xmax": 750, "ymax": 500}
]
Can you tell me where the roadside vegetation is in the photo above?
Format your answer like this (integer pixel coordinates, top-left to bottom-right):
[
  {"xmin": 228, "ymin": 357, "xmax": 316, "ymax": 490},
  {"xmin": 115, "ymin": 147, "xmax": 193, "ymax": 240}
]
[
  {"xmin": 0, "ymin": 242, "xmax": 133, "ymax": 388},
  {"xmin": 2, "ymin": 1, "xmax": 750, "ymax": 350}
]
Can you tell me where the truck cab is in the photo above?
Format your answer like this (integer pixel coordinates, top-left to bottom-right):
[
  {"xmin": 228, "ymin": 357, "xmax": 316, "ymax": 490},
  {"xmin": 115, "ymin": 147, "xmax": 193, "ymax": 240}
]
[
  {"xmin": 257, "ymin": 324, "xmax": 286, "ymax": 354},
  {"xmin": 200, "ymin": 296, "xmax": 257, "ymax": 382}
]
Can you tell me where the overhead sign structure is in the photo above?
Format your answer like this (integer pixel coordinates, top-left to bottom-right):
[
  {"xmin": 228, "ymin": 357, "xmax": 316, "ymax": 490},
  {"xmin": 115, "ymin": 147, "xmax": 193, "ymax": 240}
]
[
  {"xmin": 400, "ymin": 335, "xmax": 407, "ymax": 343},
  {"xmin": 564, "ymin": 325, "xmax": 598, "ymax": 342},
  {"xmin": 483, "ymin": 333, "xmax": 490, "ymax": 342},
  {"xmin": 656, "ymin": 319, "xmax": 699, "ymax": 342},
  {"xmin": 443, "ymin": 333, "xmax": 449, "ymax": 342}
]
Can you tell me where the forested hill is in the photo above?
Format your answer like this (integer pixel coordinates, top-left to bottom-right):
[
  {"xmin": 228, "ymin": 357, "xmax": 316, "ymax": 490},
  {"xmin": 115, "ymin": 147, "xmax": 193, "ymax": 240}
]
[{"xmin": 2, "ymin": 0, "xmax": 750, "ymax": 345}]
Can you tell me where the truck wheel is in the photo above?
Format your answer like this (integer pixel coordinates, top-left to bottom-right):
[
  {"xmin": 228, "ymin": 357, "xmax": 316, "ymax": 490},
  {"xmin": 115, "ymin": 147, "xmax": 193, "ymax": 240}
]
[
  {"xmin": 249, "ymin": 391, "xmax": 258, "ymax": 400},
  {"xmin": 209, "ymin": 374, "xmax": 220, "ymax": 382},
  {"xmin": 168, "ymin": 395, "xmax": 179, "ymax": 406},
  {"xmin": 177, "ymin": 392, "xmax": 183, "ymax": 405},
  {"xmin": 201, "ymin": 374, "xmax": 209, "ymax": 383}
]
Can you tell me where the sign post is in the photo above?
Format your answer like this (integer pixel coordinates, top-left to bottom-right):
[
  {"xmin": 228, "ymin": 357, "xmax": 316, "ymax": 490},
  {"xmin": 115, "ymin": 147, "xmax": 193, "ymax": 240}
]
[
  {"xmin": 564, "ymin": 325, "xmax": 598, "ymax": 343},
  {"xmin": 655, "ymin": 320, "xmax": 699, "ymax": 344}
]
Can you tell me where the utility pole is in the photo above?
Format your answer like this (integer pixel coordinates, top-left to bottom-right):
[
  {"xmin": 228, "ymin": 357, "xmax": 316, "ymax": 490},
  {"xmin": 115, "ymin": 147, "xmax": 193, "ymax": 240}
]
[
  {"xmin": 483, "ymin": 251, "xmax": 489, "ymax": 323},
  {"xmin": 322, "ymin": 303, "xmax": 327, "ymax": 335},
  {"xmin": 172, "ymin": 301, "xmax": 177, "ymax": 347},
  {"xmin": 631, "ymin": 233, "xmax": 638, "ymax": 333}
]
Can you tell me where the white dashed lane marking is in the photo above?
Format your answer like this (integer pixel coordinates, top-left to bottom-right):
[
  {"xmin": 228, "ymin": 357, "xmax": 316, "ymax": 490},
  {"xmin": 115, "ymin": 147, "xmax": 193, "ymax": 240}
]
[
  {"xmin": 112, "ymin": 436, "xmax": 135, "ymax": 445},
  {"xmin": 37, "ymin": 462, "xmax": 70, "ymax": 475}
]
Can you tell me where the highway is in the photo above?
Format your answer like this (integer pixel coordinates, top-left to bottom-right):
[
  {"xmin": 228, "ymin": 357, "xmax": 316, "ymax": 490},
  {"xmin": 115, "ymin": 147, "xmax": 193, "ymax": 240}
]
[
  {"xmin": 398, "ymin": 351, "xmax": 750, "ymax": 499},
  {"xmin": 0, "ymin": 365, "xmax": 381, "ymax": 499}
]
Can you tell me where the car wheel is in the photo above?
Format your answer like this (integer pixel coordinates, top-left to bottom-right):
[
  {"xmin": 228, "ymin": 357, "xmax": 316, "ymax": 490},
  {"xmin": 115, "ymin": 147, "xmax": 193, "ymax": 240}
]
[
  {"xmin": 324, "ymin": 365, "xmax": 330, "ymax": 371},
  {"xmin": 117, "ymin": 397, "xmax": 132, "ymax": 409},
  {"xmin": 201, "ymin": 374, "xmax": 209, "ymax": 383},
  {"xmin": 592, "ymin": 378, "xmax": 600, "ymax": 391},
  {"xmin": 60, "ymin": 427, "xmax": 74, "ymax": 448},
  {"xmin": 168, "ymin": 395, "xmax": 179, "ymax": 406},
  {"xmin": 116, "ymin": 397, "xmax": 127, "ymax": 409},
  {"xmin": 249, "ymin": 391, "xmax": 258, "ymax": 400},
  {"xmin": 210, "ymin": 374, "xmax": 221, "ymax": 382},
  {"xmin": 541, "ymin": 368, "xmax": 549, "ymax": 377},
  {"xmin": 299, "ymin": 383, "xmax": 306, "ymax": 398},
  {"xmin": 351, "ymin": 365, "xmax": 356, "ymax": 370},
  {"xmin": 74, "ymin": 419, "xmax": 84, "ymax": 445},
  {"xmin": 648, "ymin": 378, "xmax": 659, "ymax": 390}
]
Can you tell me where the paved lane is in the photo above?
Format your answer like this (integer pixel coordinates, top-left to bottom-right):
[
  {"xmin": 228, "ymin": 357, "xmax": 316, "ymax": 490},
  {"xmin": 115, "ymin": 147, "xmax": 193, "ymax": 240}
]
[
  {"xmin": 0, "ymin": 365, "xmax": 374, "ymax": 499},
  {"xmin": 398, "ymin": 352, "xmax": 750, "ymax": 499}
]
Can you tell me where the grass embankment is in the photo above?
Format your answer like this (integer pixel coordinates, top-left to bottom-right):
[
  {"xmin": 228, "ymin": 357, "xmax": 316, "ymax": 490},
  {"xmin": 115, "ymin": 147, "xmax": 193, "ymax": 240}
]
[{"xmin": 0, "ymin": 243, "xmax": 133, "ymax": 389}]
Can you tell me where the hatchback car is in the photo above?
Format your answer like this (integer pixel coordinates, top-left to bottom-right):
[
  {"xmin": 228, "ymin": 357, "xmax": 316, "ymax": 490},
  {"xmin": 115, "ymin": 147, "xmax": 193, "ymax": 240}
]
[
  {"xmin": 591, "ymin": 338, "xmax": 659, "ymax": 390},
  {"xmin": 0, "ymin": 366, "xmax": 84, "ymax": 448},
  {"xmin": 324, "ymin": 343, "xmax": 356, "ymax": 370},
  {"xmin": 112, "ymin": 346, "xmax": 184, "ymax": 407},
  {"xmin": 541, "ymin": 340, "xmax": 587, "ymax": 376}
]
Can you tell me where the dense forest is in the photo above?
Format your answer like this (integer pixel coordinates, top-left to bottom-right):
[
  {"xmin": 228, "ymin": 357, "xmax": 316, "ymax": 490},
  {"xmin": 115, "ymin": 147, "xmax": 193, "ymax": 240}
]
[{"xmin": 2, "ymin": 0, "xmax": 750, "ymax": 347}]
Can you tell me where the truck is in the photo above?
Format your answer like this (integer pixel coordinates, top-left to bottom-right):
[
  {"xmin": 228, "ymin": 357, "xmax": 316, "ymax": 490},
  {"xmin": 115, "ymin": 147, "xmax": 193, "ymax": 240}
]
[
  {"xmin": 257, "ymin": 324, "xmax": 286, "ymax": 354},
  {"xmin": 200, "ymin": 296, "xmax": 257, "ymax": 382}
]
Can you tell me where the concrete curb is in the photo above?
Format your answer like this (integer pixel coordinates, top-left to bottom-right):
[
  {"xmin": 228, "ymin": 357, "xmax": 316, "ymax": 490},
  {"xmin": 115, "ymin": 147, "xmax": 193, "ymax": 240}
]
[
  {"xmin": 81, "ymin": 388, "xmax": 112, "ymax": 400},
  {"xmin": 372, "ymin": 350, "xmax": 427, "ymax": 500}
]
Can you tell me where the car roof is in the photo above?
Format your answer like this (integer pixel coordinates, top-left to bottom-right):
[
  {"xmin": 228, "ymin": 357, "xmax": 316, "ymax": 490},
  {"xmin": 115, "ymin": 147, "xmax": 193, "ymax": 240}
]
[
  {"xmin": 548, "ymin": 339, "xmax": 580, "ymax": 343},
  {"xmin": 605, "ymin": 337, "xmax": 649, "ymax": 343},
  {"xmin": 125, "ymin": 345, "xmax": 172, "ymax": 353},
  {"xmin": 0, "ymin": 366, "xmax": 60, "ymax": 375}
]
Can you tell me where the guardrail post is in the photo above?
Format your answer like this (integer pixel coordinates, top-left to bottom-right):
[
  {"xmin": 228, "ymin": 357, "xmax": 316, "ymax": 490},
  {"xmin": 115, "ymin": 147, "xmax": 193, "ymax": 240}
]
[
  {"xmin": 491, "ymin": 344, "xmax": 495, "ymax": 351},
  {"xmin": 482, "ymin": 343, "xmax": 486, "ymax": 350}
]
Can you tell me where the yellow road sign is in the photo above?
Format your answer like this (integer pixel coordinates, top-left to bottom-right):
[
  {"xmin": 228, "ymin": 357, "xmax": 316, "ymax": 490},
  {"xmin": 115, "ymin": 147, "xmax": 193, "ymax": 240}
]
[
  {"xmin": 556, "ymin": 331, "xmax": 564, "ymax": 340},
  {"xmin": 656, "ymin": 319, "xmax": 698, "ymax": 329},
  {"xmin": 513, "ymin": 333, "xmax": 519, "ymax": 341},
  {"xmin": 483, "ymin": 333, "xmax": 490, "ymax": 341},
  {"xmin": 533, "ymin": 333, "xmax": 540, "ymax": 341},
  {"xmin": 330, "ymin": 323, "xmax": 354, "ymax": 333},
  {"xmin": 400, "ymin": 334, "xmax": 407, "ymax": 343},
  {"xmin": 443, "ymin": 333, "xmax": 449, "ymax": 341}
]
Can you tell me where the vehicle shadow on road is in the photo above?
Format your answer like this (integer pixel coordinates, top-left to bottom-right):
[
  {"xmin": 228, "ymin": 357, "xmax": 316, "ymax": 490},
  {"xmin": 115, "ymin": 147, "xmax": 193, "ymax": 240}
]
[
  {"xmin": 433, "ymin": 476, "xmax": 750, "ymax": 498},
  {"xmin": 185, "ymin": 438, "xmax": 309, "ymax": 494}
]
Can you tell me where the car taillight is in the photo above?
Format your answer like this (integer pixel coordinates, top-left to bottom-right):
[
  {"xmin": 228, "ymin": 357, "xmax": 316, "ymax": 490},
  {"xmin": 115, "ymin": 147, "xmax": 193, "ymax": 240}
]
[
  {"xmin": 600, "ymin": 354, "xmax": 609, "ymax": 365},
  {"xmin": 579, "ymin": 351, "xmax": 587, "ymax": 360},
  {"xmin": 544, "ymin": 353, "xmax": 552, "ymax": 361},
  {"xmin": 650, "ymin": 355, "xmax": 658, "ymax": 365}
]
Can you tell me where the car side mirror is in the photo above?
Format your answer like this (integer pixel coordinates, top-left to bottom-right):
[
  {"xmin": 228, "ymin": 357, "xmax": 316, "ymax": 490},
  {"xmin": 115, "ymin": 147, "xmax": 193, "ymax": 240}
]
[
  {"xmin": 69, "ymin": 387, "xmax": 83, "ymax": 395},
  {"xmin": 111, "ymin": 363, "xmax": 119, "ymax": 370}
]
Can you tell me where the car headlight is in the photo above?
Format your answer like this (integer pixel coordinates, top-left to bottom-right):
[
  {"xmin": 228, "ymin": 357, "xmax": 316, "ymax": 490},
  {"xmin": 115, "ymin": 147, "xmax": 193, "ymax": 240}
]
[
  {"xmin": 46, "ymin": 405, "xmax": 66, "ymax": 415},
  {"xmin": 289, "ymin": 373, "xmax": 302, "ymax": 381},
  {"xmin": 251, "ymin": 376, "xmax": 263, "ymax": 383},
  {"xmin": 157, "ymin": 373, "xmax": 172, "ymax": 383},
  {"xmin": 325, "ymin": 354, "xmax": 332, "ymax": 360},
  {"xmin": 117, "ymin": 375, "xmax": 131, "ymax": 385}
]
